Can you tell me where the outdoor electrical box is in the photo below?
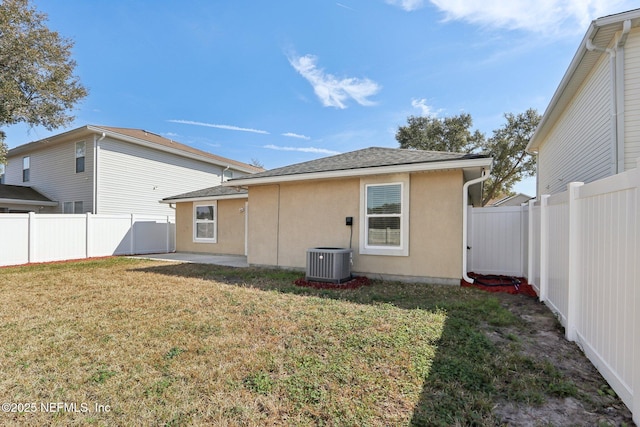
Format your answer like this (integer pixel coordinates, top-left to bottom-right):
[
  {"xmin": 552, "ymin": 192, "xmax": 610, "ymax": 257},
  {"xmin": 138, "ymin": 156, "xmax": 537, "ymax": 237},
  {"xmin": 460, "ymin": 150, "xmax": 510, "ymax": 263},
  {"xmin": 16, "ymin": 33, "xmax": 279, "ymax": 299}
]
[{"xmin": 345, "ymin": 216, "xmax": 353, "ymax": 226}]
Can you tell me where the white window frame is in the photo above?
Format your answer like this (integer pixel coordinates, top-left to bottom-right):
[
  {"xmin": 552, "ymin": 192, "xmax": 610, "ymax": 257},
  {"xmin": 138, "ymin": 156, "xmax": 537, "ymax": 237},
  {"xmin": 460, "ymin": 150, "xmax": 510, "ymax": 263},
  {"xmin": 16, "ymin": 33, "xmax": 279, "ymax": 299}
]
[
  {"xmin": 359, "ymin": 175, "xmax": 410, "ymax": 256},
  {"xmin": 193, "ymin": 202, "xmax": 217, "ymax": 243},
  {"xmin": 22, "ymin": 156, "xmax": 30, "ymax": 182},
  {"xmin": 75, "ymin": 141, "xmax": 86, "ymax": 173}
]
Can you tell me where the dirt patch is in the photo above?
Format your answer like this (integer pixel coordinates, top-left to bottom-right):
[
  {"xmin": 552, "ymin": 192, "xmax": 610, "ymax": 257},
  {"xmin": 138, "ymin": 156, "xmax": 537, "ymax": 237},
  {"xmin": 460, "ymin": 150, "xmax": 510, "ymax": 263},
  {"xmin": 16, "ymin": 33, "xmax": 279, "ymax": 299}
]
[{"xmin": 489, "ymin": 292, "xmax": 634, "ymax": 426}]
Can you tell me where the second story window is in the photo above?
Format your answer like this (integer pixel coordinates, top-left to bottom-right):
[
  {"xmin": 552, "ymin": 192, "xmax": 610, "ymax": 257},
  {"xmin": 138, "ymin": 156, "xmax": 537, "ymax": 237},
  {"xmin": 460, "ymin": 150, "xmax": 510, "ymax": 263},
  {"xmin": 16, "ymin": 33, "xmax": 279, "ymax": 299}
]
[
  {"xmin": 0, "ymin": 163, "xmax": 4, "ymax": 184},
  {"xmin": 22, "ymin": 156, "xmax": 30, "ymax": 182},
  {"xmin": 75, "ymin": 142, "xmax": 85, "ymax": 173}
]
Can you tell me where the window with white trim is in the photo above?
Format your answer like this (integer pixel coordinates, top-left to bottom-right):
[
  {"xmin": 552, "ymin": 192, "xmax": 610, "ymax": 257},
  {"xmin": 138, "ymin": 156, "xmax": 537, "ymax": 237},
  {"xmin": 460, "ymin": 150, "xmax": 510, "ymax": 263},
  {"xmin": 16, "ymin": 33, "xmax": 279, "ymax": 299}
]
[
  {"xmin": 63, "ymin": 201, "xmax": 84, "ymax": 214},
  {"xmin": 75, "ymin": 142, "xmax": 85, "ymax": 173},
  {"xmin": 22, "ymin": 156, "xmax": 30, "ymax": 182},
  {"xmin": 194, "ymin": 203, "xmax": 216, "ymax": 242},
  {"xmin": 0, "ymin": 163, "xmax": 4, "ymax": 184},
  {"xmin": 360, "ymin": 176, "xmax": 409, "ymax": 256}
]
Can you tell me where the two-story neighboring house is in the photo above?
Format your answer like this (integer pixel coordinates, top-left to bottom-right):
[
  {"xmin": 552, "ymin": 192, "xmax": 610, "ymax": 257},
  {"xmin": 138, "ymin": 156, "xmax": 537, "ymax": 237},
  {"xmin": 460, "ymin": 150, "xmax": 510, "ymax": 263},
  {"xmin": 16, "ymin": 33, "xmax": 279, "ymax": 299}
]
[
  {"xmin": 527, "ymin": 9, "xmax": 640, "ymax": 196},
  {"xmin": 0, "ymin": 125, "xmax": 262, "ymax": 215}
]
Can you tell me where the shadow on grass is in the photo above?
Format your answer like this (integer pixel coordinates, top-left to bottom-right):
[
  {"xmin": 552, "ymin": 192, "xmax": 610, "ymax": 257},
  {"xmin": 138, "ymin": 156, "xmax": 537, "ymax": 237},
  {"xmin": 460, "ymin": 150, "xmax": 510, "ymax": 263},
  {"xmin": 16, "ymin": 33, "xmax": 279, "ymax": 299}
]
[{"xmin": 129, "ymin": 262, "xmax": 573, "ymax": 426}]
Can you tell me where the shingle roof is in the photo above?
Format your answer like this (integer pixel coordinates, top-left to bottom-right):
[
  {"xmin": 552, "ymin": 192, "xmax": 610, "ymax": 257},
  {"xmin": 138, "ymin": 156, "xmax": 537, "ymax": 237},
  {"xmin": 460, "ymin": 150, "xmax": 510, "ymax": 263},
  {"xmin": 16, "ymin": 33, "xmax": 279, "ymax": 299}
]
[
  {"xmin": 229, "ymin": 147, "xmax": 490, "ymax": 181},
  {"xmin": 8, "ymin": 125, "xmax": 264, "ymax": 174},
  {"xmin": 96, "ymin": 127, "xmax": 264, "ymax": 173},
  {"xmin": 0, "ymin": 184, "xmax": 55, "ymax": 202},
  {"xmin": 162, "ymin": 185, "xmax": 248, "ymax": 201}
]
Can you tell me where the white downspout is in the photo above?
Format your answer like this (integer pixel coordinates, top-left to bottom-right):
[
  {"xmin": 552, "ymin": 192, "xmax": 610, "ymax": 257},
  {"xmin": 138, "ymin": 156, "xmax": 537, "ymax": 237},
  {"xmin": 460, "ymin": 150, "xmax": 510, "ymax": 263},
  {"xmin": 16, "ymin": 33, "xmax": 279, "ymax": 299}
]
[
  {"xmin": 585, "ymin": 19, "xmax": 631, "ymax": 174},
  {"xmin": 462, "ymin": 169, "xmax": 489, "ymax": 284},
  {"xmin": 92, "ymin": 132, "xmax": 106, "ymax": 213}
]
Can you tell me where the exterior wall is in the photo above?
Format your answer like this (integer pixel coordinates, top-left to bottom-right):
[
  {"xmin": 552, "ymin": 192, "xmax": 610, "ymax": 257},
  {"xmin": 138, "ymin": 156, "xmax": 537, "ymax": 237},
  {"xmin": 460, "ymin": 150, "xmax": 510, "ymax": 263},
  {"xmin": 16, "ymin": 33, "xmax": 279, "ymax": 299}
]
[
  {"xmin": 96, "ymin": 138, "xmax": 227, "ymax": 215},
  {"xmin": 4, "ymin": 139, "xmax": 94, "ymax": 212},
  {"xmin": 624, "ymin": 28, "xmax": 640, "ymax": 171},
  {"xmin": 175, "ymin": 198, "xmax": 247, "ymax": 255},
  {"xmin": 538, "ymin": 52, "xmax": 614, "ymax": 196},
  {"xmin": 247, "ymin": 170, "xmax": 464, "ymax": 281}
]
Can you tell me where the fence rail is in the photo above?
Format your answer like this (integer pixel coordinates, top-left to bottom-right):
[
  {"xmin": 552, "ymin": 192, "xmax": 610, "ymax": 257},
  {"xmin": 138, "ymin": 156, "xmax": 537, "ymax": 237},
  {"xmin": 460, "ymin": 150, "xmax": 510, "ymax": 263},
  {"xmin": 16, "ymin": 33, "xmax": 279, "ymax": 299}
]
[
  {"xmin": 0, "ymin": 213, "xmax": 175, "ymax": 267},
  {"xmin": 468, "ymin": 160, "xmax": 640, "ymax": 423}
]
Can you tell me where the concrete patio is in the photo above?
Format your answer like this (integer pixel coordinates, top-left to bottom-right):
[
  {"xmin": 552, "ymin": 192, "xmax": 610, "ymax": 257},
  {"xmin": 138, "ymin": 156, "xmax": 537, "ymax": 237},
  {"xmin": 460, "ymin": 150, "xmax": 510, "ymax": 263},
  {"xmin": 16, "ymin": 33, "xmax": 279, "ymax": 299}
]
[{"xmin": 133, "ymin": 252, "xmax": 249, "ymax": 268}]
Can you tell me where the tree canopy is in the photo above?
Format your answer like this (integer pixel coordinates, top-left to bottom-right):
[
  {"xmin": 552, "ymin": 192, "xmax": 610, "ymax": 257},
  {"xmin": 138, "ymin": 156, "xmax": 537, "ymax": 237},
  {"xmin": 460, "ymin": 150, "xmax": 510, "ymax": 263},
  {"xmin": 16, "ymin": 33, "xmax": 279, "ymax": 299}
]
[
  {"xmin": 0, "ymin": 0, "xmax": 87, "ymax": 163},
  {"xmin": 395, "ymin": 109, "xmax": 540, "ymax": 205}
]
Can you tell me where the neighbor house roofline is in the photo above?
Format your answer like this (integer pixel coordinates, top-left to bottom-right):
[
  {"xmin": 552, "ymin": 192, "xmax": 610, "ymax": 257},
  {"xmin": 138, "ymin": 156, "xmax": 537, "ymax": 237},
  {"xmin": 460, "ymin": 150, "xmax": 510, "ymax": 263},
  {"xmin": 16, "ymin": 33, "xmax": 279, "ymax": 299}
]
[
  {"xmin": 7, "ymin": 125, "xmax": 263, "ymax": 174},
  {"xmin": 527, "ymin": 8, "xmax": 640, "ymax": 153}
]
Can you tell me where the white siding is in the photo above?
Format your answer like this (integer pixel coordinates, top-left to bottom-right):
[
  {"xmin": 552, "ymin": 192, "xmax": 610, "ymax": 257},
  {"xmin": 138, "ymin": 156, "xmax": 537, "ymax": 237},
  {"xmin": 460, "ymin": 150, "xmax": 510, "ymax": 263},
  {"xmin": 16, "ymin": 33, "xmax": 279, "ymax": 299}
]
[
  {"xmin": 538, "ymin": 53, "xmax": 614, "ymax": 195},
  {"xmin": 4, "ymin": 140, "xmax": 94, "ymax": 212},
  {"xmin": 624, "ymin": 29, "xmax": 640, "ymax": 171},
  {"xmin": 96, "ymin": 138, "xmax": 225, "ymax": 215}
]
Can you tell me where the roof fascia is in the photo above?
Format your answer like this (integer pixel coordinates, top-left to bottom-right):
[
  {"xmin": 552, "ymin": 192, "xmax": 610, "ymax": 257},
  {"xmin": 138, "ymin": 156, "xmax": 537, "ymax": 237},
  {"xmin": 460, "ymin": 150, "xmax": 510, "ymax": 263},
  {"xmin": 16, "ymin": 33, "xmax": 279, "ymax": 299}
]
[
  {"xmin": 0, "ymin": 198, "xmax": 58, "ymax": 206},
  {"xmin": 160, "ymin": 193, "xmax": 248, "ymax": 204},
  {"xmin": 223, "ymin": 157, "xmax": 493, "ymax": 187}
]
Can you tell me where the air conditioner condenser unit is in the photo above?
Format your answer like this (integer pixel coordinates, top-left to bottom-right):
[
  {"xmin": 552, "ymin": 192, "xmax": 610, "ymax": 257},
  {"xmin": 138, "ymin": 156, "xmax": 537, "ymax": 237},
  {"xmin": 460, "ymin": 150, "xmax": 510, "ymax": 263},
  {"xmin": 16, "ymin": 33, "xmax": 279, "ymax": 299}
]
[{"xmin": 306, "ymin": 247, "xmax": 352, "ymax": 283}]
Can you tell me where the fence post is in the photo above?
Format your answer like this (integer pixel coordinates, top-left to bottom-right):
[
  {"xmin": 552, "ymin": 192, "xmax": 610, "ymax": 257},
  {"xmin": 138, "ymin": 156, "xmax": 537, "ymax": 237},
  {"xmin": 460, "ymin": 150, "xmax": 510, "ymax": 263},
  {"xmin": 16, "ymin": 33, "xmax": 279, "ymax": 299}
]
[
  {"xmin": 130, "ymin": 214, "xmax": 135, "ymax": 255},
  {"xmin": 28, "ymin": 211, "xmax": 36, "ymax": 263},
  {"xmin": 539, "ymin": 195, "xmax": 550, "ymax": 302},
  {"xmin": 86, "ymin": 213, "xmax": 92, "ymax": 259},
  {"xmin": 527, "ymin": 199, "xmax": 535, "ymax": 284},
  {"xmin": 565, "ymin": 182, "xmax": 583, "ymax": 342},
  {"xmin": 165, "ymin": 215, "xmax": 170, "ymax": 253},
  {"xmin": 520, "ymin": 204, "xmax": 527, "ymax": 277}
]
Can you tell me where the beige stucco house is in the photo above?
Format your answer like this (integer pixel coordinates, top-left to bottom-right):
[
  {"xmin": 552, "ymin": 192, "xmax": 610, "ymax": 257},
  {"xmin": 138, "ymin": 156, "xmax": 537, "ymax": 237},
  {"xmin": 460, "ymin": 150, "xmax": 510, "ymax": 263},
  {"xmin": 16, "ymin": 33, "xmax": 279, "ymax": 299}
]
[{"xmin": 163, "ymin": 147, "xmax": 492, "ymax": 284}]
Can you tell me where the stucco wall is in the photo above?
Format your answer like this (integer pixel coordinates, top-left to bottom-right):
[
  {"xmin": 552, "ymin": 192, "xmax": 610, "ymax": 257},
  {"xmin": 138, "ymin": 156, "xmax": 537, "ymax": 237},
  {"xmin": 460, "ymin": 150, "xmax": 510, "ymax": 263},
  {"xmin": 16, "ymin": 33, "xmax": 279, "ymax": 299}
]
[
  {"xmin": 247, "ymin": 170, "xmax": 464, "ymax": 282},
  {"xmin": 175, "ymin": 198, "xmax": 246, "ymax": 255}
]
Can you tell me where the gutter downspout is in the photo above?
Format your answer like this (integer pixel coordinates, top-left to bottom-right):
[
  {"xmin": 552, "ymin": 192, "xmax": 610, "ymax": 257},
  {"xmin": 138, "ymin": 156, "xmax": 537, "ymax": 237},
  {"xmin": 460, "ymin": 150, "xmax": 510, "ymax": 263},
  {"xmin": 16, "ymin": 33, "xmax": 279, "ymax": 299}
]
[
  {"xmin": 92, "ymin": 132, "xmax": 106, "ymax": 213},
  {"xmin": 462, "ymin": 169, "xmax": 489, "ymax": 284},
  {"xmin": 585, "ymin": 19, "xmax": 631, "ymax": 175}
]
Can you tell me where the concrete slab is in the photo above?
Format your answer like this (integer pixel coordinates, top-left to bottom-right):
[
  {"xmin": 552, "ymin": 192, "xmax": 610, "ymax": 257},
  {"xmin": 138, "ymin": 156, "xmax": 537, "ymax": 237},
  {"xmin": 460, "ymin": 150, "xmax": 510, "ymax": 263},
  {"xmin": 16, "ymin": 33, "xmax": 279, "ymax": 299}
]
[{"xmin": 132, "ymin": 252, "xmax": 249, "ymax": 268}]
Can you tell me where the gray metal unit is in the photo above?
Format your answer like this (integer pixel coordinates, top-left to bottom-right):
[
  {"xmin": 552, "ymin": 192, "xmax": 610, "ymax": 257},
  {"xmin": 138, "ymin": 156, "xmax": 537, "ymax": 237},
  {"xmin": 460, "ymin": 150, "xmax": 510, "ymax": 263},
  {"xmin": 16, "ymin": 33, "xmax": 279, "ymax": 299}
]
[{"xmin": 306, "ymin": 247, "xmax": 352, "ymax": 283}]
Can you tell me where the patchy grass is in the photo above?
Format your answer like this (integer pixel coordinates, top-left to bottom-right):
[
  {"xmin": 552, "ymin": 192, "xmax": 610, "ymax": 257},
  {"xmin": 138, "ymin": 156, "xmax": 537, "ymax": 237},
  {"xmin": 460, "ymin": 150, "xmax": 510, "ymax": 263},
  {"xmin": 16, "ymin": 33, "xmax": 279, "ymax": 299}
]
[{"xmin": 0, "ymin": 258, "xmax": 628, "ymax": 425}]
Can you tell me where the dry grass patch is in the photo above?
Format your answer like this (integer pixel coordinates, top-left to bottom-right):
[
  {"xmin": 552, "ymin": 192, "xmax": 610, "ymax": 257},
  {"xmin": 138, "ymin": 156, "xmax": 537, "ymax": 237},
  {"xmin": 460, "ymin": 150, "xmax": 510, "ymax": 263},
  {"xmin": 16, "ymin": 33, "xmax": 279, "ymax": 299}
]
[
  {"xmin": 0, "ymin": 258, "xmax": 631, "ymax": 426},
  {"xmin": 0, "ymin": 258, "xmax": 445, "ymax": 425}
]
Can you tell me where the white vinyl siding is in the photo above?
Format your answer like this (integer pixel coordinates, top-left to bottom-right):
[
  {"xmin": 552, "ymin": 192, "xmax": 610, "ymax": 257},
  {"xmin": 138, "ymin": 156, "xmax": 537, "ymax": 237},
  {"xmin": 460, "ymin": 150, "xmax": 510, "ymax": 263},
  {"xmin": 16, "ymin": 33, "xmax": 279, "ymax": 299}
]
[
  {"xmin": 97, "ymin": 138, "xmax": 227, "ymax": 216},
  {"xmin": 624, "ymin": 29, "xmax": 640, "ymax": 171},
  {"xmin": 538, "ymin": 53, "xmax": 614, "ymax": 195},
  {"xmin": 4, "ymin": 141, "xmax": 94, "ymax": 213}
]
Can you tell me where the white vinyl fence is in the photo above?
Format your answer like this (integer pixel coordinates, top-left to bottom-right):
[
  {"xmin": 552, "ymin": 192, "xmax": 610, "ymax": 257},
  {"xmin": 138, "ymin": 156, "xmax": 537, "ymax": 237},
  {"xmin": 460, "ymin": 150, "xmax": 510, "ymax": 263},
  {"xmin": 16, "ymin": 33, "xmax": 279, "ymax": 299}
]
[
  {"xmin": 0, "ymin": 213, "xmax": 175, "ymax": 267},
  {"xmin": 469, "ymin": 161, "xmax": 640, "ymax": 423}
]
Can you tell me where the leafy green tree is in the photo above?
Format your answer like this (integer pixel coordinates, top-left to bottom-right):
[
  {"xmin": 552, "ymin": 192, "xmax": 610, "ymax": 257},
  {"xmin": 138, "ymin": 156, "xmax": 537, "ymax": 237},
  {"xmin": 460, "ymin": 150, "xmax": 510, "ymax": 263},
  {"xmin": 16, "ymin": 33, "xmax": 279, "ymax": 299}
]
[
  {"xmin": 482, "ymin": 109, "xmax": 540, "ymax": 205},
  {"xmin": 396, "ymin": 113, "xmax": 485, "ymax": 153},
  {"xmin": 395, "ymin": 109, "xmax": 540, "ymax": 205},
  {"xmin": 0, "ymin": 0, "xmax": 87, "ymax": 163}
]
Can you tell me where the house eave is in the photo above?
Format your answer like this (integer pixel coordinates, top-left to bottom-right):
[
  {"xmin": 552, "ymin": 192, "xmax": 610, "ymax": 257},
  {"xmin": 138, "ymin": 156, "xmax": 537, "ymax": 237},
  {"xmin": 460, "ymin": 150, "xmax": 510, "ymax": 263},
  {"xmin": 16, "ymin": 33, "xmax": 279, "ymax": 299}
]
[
  {"xmin": 527, "ymin": 8, "xmax": 640, "ymax": 153},
  {"xmin": 0, "ymin": 198, "xmax": 58, "ymax": 207},
  {"xmin": 223, "ymin": 157, "xmax": 494, "ymax": 187},
  {"xmin": 160, "ymin": 193, "xmax": 248, "ymax": 204}
]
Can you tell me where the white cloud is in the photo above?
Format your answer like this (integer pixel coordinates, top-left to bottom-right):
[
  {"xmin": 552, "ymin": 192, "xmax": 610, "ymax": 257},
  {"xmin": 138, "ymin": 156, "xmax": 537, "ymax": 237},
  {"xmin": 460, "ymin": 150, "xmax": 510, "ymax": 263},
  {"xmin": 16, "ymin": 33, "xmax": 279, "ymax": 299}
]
[
  {"xmin": 411, "ymin": 98, "xmax": 438, "ymax": 116},
  {"xmin": 385, "ymin": 0, "xmax": 425, "ymax": 11},
  {"xmin": 282, "ymin": 132, "xmax": 311, "ymax": 140},
  {"xmin": 288, "ymin": 54, "xmax": 381, "ymax": 109},
  {"xmin": 168, "ymin": 119, "xmax": 270, "ymax": 135},
  {"xmin": 264, "ymin": 144, "xmax": 341, "ymax": 155},
  {"xmin": 428, "ymin": 0, "xmax": 637, "ymax": 35}
]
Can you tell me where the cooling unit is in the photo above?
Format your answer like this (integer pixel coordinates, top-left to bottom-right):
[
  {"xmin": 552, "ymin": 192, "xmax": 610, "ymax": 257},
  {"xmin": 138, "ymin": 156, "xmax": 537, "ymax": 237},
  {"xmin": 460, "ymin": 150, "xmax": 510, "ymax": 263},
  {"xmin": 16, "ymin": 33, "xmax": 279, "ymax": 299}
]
[{"xmin": 306, "ymin": 247, "xmax": 352, "ymax": 283}]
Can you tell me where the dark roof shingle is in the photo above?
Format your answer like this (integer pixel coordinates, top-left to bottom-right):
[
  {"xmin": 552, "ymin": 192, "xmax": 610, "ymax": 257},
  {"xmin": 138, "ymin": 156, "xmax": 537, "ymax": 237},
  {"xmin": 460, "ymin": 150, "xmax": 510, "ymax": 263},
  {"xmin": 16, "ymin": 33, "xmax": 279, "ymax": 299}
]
[
  {"xmin": 0, "ymin": 184, "xmax": 55, "ymax": 202},
  {"xmin": 230, "ymin": 147, "xmax": 490, "ymax": 181}
]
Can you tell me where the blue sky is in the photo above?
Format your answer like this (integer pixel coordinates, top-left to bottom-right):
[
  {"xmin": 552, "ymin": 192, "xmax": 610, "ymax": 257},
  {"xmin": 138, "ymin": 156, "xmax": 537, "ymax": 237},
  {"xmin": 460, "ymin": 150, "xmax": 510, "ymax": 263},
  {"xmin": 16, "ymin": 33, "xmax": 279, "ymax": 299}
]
[{"xmin": 4, "ymin": 0, "xmax": 639, "ymax": 195}]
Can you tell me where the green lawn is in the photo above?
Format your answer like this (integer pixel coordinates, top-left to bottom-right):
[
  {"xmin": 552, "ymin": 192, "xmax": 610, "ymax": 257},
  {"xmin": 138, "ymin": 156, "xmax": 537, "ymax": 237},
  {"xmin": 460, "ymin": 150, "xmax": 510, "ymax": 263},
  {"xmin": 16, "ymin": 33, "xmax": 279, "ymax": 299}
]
[{"xmin": 0, "ymin": 257, "xmax": 622, "ymax": 426}]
